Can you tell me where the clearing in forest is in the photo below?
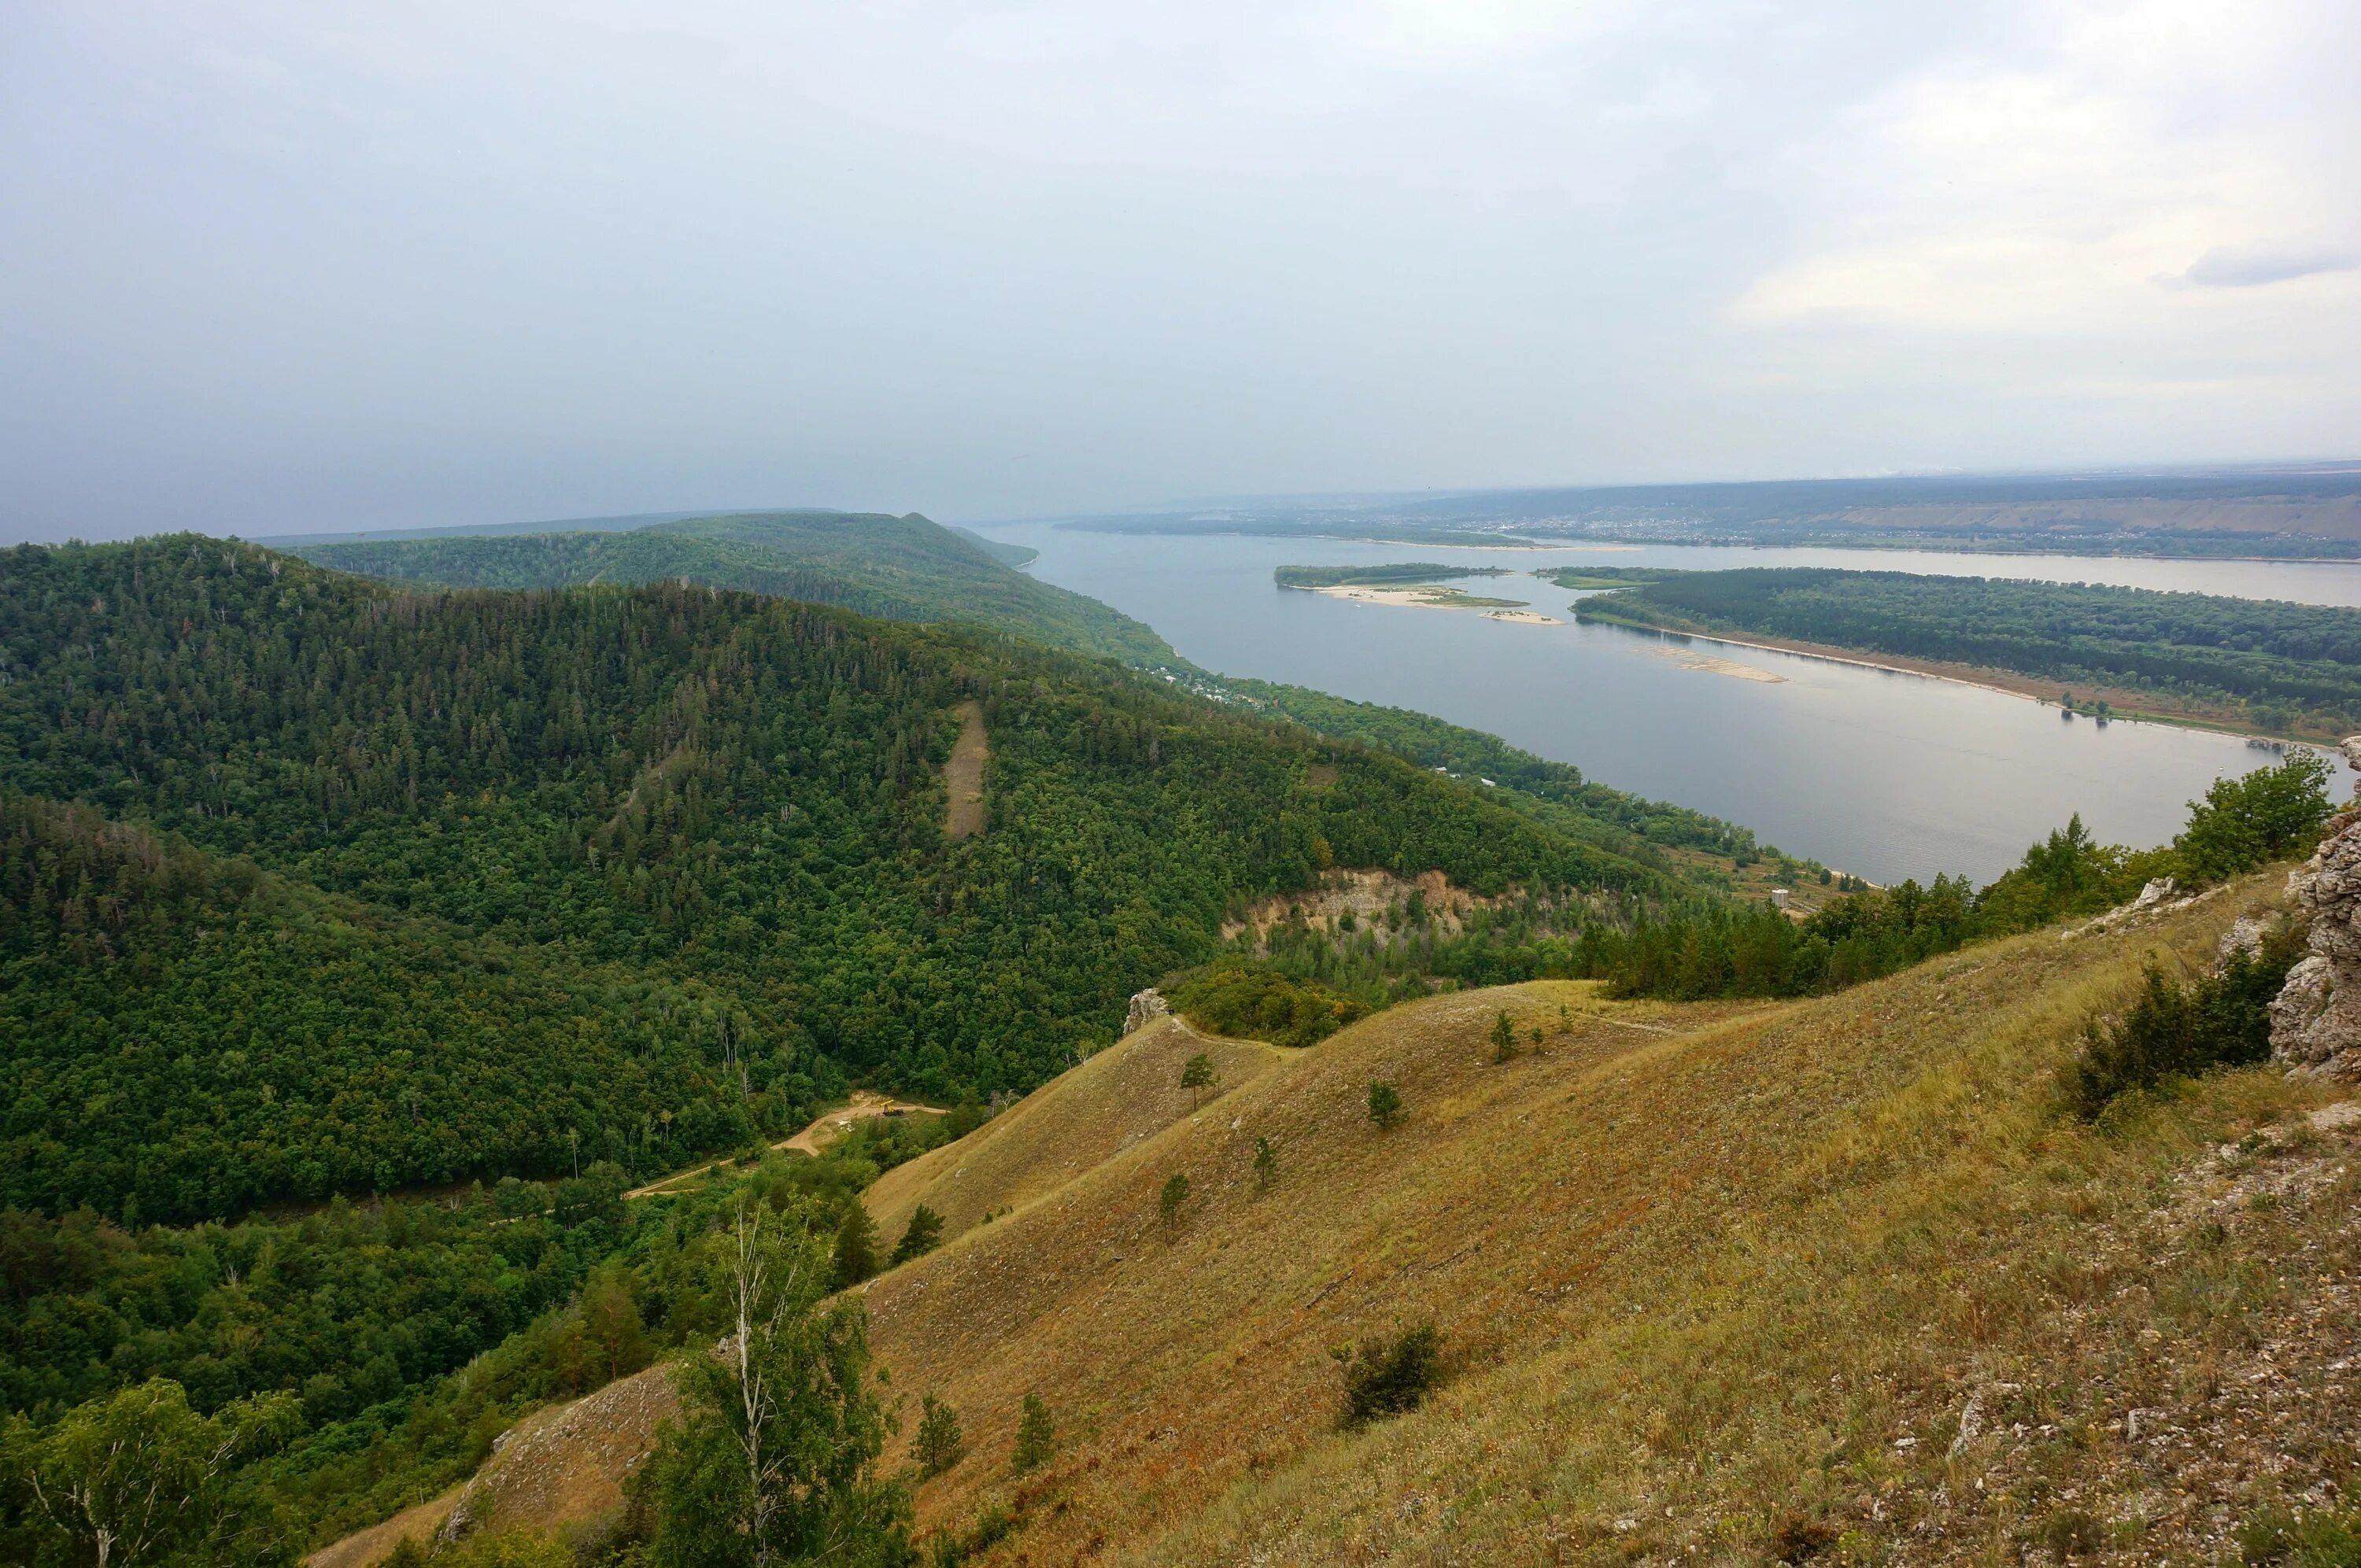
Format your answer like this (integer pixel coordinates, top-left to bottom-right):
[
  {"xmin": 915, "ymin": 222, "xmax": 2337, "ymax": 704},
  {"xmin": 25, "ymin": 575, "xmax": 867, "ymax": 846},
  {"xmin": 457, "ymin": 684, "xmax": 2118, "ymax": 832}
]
[{"xmin": 944, "ymin": 699, "xmax": 988, "ymax": 839}]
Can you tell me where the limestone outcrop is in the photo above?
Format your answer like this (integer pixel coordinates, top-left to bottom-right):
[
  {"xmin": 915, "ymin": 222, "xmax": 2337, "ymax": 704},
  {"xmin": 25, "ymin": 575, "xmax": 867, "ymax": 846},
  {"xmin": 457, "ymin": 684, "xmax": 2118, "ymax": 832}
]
[
  {"xmin": 1124, "ymin": 987, "xmax": 1169, "ymax": 1035},
  {"xmin": 2269, "ymin": 736, "xmax": 2361, "ymax": 1081}
]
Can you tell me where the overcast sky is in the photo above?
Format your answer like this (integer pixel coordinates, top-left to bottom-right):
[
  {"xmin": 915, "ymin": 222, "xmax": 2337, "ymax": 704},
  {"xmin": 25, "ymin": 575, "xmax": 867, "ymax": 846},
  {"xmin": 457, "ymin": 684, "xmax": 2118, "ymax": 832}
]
[{"xmin": 2, "ymin": 0, "xmax": 2357, "ymax": 541}]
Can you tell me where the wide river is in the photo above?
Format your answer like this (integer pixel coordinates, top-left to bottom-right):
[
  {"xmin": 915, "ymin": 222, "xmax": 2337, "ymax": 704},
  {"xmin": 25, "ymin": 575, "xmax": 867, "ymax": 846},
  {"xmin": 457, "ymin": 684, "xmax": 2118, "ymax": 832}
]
[{"xmin": 968, "ymin": 525, "xmax": 2361, "ymax": 885}]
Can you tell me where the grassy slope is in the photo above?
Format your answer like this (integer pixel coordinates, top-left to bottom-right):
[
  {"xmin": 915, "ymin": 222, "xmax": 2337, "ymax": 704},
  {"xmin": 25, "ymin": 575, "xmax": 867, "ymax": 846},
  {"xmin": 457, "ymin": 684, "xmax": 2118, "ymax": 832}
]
[
  {"xmin": 863, "ymin": 873, "xmax": 2355, "ymax": 1565},
  {"xmin": 292, "ymin": 510, "xmax": 1175, "ymax": 665},
  {"xmin": 864, "ymin": 1013, "xmax": 1286, "ymax": 1253},
  {"xmin": 324, "ymin": 876, "xmax": 2360, "ymax": 1563}
]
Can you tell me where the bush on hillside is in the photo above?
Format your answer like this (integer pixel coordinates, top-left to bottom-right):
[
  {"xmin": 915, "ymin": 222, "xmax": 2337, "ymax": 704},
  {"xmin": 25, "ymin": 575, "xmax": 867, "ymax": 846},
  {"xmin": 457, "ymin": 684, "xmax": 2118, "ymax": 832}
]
[
  {"xmin": 2060, "ymin": 922, "xmax": 2306, "ymax": 1119},
  {"xmin": 1589, "ymin": 754, "xmax": 2337, "ymax": 1005},
  {"xmin": 2176, "ymin": 751, "xmax": 2337, "ymax": 883},
  {"xmin": 2236, "ymin": 1499, "xmax": 2361, "ymax": 1566},
  {"xmin": 1163, "ymin": 964, "xmax": 1369, "ymax": 1048},
  {"xmin": 1339, "ymin": 1324, "xmax": 1443, "ymax": 1426}
]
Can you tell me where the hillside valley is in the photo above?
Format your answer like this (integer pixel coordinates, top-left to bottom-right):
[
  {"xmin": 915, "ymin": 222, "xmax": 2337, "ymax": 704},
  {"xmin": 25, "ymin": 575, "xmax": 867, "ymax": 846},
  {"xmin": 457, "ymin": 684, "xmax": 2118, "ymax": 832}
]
[{"xmin": 6, "ymin": 523, "xmax": 2359, "ymax": 1568}]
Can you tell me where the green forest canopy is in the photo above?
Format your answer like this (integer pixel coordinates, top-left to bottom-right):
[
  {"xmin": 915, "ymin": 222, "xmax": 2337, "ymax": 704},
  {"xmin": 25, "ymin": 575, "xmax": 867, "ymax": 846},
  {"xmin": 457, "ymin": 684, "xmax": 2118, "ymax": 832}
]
[
  {"xmin": 1273, "ymin": 563, "xmax": 1512, "ymax": 589},
  {"xmin": 295, "ymin": 509, "xmax": 1173, "ymax": 666},
  {"xmin": 0, "ymin": 536, "xmax": 1697, "ymax": 1224}
]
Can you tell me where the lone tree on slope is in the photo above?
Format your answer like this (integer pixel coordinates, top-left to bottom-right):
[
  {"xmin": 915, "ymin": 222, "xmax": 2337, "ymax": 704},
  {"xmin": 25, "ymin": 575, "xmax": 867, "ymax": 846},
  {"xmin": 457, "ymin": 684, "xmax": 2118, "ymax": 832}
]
[
  {"xmin": 1180, "ymin": 1052, "xmax": 1217, "ymax": 1109},
  {"xmin": 1012, "ymin": 1394, "xmax": 1056, "ymax": 1474},
  {"xmin": 1159, "ymin": 1171, "xmax": 1192, "ymax": 1230},
  {"xmin": 890, "ymin": 1205, "xmax": 943, "ymax": 1267},
  {"xmin": 915, "ymin": 1393, "xmax": 964, "ymax": 1478}
]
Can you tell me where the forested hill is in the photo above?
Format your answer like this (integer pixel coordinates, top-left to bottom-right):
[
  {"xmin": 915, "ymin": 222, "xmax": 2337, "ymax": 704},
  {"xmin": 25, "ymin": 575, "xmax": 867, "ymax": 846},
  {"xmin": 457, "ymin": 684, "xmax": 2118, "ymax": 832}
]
[
  {"xmin": 291, "ymin": 509, "xmax": 1172, "ymax": 665},
  {"xmin": 0, "ymin": 537, "xmax": 1673, "ymax": 1223}
]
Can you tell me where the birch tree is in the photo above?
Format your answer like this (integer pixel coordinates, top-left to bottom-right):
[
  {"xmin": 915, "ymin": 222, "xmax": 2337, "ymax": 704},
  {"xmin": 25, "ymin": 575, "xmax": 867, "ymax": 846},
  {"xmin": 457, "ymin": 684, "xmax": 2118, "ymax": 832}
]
[{"xmin": 641, "ymin": 1199, "xmax": 911, "ymax": 1567}]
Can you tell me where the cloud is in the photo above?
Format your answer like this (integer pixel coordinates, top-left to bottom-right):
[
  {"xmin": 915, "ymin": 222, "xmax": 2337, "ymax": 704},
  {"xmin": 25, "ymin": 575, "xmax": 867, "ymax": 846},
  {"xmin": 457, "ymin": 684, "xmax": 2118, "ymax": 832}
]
[
  {"xmin": 1731, "ymin": 2, "xmax": 2334, "ymax": 331},
  {"xmin": 2179, "ymin": 244, "xmax": 2359, "ymax": 289}
]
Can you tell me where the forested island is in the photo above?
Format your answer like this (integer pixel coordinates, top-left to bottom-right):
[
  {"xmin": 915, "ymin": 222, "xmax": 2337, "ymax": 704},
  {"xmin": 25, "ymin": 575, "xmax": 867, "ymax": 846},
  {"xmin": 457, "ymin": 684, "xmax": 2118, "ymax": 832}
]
[
  {"xmin": 1557, "ymin": 565, "xmax": 2361, "ymax": 739},
  {"xmin": 1271, "ymin": 563, "xmax": 1512, "ymax": 589}
]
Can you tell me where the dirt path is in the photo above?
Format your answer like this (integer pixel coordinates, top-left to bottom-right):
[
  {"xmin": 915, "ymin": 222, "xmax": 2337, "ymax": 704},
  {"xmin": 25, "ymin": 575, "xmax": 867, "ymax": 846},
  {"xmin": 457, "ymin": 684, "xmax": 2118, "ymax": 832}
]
[
  {"xmin": 623, "ymin": 1090, "xmax": 948, "ymax": 1199},
  {"xmin": 944, "ymin": 699, "xmax": 988, "ymax": 839}
]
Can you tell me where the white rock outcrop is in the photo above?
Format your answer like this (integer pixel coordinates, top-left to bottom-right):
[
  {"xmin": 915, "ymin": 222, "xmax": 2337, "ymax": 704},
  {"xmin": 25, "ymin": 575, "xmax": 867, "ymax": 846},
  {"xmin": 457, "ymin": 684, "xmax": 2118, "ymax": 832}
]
[
  {"xmin": 1124, "ymin": 987, "xmax": 1169, "ymax": 1035},
  {"xmin": 2269, "ymin": 736, "xmax": 2361, "ymax": 1081}
]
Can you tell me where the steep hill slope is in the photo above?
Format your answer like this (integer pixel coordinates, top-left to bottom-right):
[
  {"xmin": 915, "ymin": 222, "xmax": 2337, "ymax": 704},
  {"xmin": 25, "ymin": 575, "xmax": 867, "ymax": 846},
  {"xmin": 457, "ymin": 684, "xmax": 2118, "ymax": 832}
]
[
  {"xmin": 338, "ymin": 873, "xmax": 2357, "ymax": 1565},
  {"xmin": 290, "ymin": 509, "xmax": 1173, "ymax": 665},
  {"xmin": 864, "ymin": 1012, "xmax": 1285, "ymax": 1253},
  {"xmin": 863, "ymin": 873, "xmax": 2349, "ymax": 1565},
  {"xmin": 0, "ymin": 537, "xmax": 1672, "ymax": 1219}
]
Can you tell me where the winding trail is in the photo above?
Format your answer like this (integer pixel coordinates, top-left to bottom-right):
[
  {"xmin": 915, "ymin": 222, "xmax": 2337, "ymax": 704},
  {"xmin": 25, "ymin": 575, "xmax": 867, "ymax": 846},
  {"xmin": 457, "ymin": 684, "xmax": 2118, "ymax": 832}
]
[{"xmin": 623, "ymin": 1090, "xmax": 948, "ymax": 1200}]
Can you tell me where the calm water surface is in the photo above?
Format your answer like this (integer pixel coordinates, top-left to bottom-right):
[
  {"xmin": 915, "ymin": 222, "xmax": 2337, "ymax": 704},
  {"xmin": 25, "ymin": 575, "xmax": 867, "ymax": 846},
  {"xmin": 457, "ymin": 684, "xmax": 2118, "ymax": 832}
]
[{"xmin": 973, "ymin": 525, "xmax": 2360, "ymax": 885}]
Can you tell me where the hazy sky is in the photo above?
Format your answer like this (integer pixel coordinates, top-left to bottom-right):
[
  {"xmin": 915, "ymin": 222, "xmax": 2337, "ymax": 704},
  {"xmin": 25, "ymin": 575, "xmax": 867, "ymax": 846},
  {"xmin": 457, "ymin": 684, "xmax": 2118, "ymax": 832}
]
[{"xmin": 3, "ymin": 0, "xmax": 2357, "ymax": 540}]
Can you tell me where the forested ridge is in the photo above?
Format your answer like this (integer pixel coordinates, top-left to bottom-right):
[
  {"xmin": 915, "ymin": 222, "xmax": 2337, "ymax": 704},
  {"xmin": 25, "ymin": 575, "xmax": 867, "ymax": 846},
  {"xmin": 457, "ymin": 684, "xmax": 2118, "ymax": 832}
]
[
  {"xmin": 294, "ymin": 509, "xmax": 1174, "ymax": 665},
  {"xmin": 1562, "ymin": 566, "xmax": 2361, "ymax": 735},
  {"xmin": 0, "ymin": 536, "xmax": 1674, "ymax": 1223}
]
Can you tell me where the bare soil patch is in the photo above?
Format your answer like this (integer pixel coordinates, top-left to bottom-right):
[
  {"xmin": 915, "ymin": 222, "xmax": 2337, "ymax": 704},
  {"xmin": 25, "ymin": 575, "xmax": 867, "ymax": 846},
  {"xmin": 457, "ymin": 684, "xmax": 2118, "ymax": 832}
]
[{"xmin": 944, "ymin": 699, "xmax": 988, "ymax": 839}]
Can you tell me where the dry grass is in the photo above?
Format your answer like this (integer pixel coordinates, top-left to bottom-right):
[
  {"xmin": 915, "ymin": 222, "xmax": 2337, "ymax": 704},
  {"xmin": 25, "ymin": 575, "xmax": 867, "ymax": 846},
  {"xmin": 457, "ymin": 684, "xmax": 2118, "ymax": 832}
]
[
  {"xmin": 308, "ymin": 1365, "xmax": 677, "ymax": 1566},
  {"xmin": 860, "ymin": 874, "xmax": 2355, "ymax": 1565},
  {"xmin": 319, "ymin": 872, "xmax": 2361, "ymax": 1566},
  {"xmin": 865, "ymin": 1014, "xmax": 1285, "ymax": 1251}
]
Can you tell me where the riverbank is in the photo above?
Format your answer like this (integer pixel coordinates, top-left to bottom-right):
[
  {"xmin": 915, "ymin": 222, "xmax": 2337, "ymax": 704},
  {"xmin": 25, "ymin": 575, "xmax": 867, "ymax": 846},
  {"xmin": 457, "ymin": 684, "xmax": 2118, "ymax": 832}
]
[
  {"xmin": 1580, "ymin": 614, "xmax": 2330, "ymax": 747},
  {"xmin": 1302, "ymin": 582, "xmax": 1560, "ymax": 621}
]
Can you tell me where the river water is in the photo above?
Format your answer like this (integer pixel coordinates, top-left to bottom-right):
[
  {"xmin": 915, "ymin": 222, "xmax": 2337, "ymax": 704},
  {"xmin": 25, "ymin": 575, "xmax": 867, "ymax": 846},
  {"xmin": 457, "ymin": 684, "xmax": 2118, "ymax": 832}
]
[{"xmin": 969, "ymin": 524, "xmax": 2361, "ymax": 886}]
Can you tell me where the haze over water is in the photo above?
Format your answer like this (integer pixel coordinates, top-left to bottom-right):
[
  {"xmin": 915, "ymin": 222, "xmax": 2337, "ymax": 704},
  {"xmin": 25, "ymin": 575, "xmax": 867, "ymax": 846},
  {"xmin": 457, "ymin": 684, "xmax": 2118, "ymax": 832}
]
[{"xmin": 981, "ymin": 526, "xmax": 2359, "ymax": 886}]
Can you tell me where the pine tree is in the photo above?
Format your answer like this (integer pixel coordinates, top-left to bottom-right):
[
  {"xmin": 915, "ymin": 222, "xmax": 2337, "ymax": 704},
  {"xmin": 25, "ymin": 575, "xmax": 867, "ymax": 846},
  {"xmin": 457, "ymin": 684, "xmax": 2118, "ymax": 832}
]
[
  {"xmin": 1252, "ymin": 1136, "xmax": 1277, "ymax": 1196},
  {"xmin": 833, "ymin": 1202, "xmax": 881, "ymax": 1290},
  {"xmin": 914, "ymin": 1393, "xmax": 964, "ymax": 1478},
  {"xmin": 1011, "ymin": 1393, "xmax": 1055, "ymax": 1474},
  {"xmin": 1368, "ymin": 1079, "xmax": 1402, "ymax": 1130},
  {"xmin": 890, "ymin": 1204, "xmax": 944, "ymax": 1267},
  {"xmin": 1491, "ymin": 1010, "xmax": 1517, "ymax": 1063}
]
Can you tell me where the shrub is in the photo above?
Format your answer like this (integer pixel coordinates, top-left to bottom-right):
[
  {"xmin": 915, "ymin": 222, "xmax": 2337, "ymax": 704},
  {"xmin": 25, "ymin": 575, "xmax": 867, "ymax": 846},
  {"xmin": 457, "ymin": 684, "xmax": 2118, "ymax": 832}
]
[
  {"xmin": 2062, "ymin": 924, "xmax": 2304, "ymax": 1119},
  {"xmin": 1341, "ymin": 1324, "xmax": 1443, "ymax": 1426},
  {"xmin": 927, "ymin": 1503, "xmax": 1019, "ymax": 1567},
  {"xmin": 2175, "ymin": 752, "xmax": 2336, "ymax": 884},
  {"xmin": 1368, "ymin": 1079, "xmax": 1402, "ymax": 1130},
  {"xmin": 2036, "ymin": 1507, "xmax": 2108, "ymax": 1560},
  {"xmin": 1165, "ymin": 964, "xmax": 1369, "ymax": 1048},
  {"xmin": 1771, "ymin": 1513, "xmax": 1838, "ymax": 1562},
  {"xmin": 2238, "ymin": 1501, "xmax": 2361, "ymax": 1566}
]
